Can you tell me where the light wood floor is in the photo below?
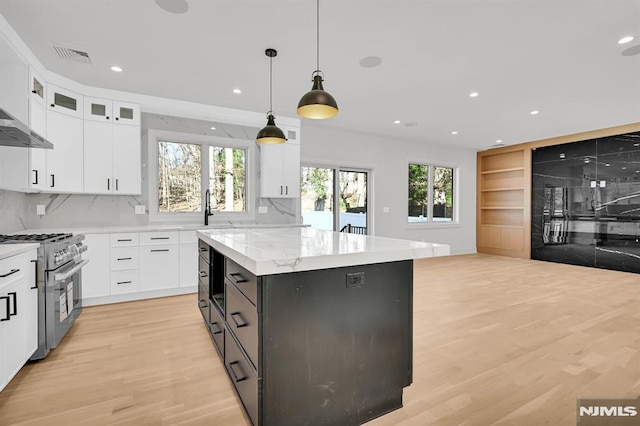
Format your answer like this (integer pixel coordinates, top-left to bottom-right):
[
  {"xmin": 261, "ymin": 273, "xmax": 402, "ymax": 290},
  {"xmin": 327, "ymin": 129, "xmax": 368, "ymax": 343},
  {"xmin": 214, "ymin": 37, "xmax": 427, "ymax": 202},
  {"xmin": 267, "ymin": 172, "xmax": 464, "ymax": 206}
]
[{"xmin": 1, "ymin": 254, "xmax": 640, "ymax": 425}]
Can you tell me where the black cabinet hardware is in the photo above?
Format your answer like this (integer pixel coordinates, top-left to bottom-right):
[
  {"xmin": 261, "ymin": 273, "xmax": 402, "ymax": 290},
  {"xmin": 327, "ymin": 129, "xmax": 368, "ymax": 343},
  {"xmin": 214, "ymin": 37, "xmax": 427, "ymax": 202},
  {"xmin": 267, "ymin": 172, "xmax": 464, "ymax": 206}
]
[
  {"xmin": 8, "ymin": 292, "xmax": 17, "ymax": 316},
  {"xmin": 0, "ymin": 269, "xmax": 19, "ymax": 278},
  {"xmin": 230, "ymin": 312, "xmax": 248, "ymax": 328},
  {"xmin": 30, "ymin": 260, "xmax": 37, "ymax": 289},
  {"xmin": 150, "ymin": 249, "xmax": 170, "ymax": 253},
  {"xmin": 150, "ymin": 237, "xmax": 170, "ymax": 240},
  {"xmin": 117, "ymin": 281, "xmax": 132, "ymax": 285},
  {"xmin": 0, "ymin": 296, "xmax": 9, "ymax": 321},
  {"xmin": 117, "ymin": 239, "xmax": 132, "ymax": 242},
  {"xmin": 228, "ymin": 361, "xmax": 246, "ymax": 382},
  {"xmin": 107, "ymin": 178, "xmax": 110, "ymax": 190},
  {"xmin": 117, "ymin": 257, "xmax": 132, "ymax": 261},
  {"xmin": 32, "ymin": 169, "xmax": 38, "ymax": 185},
  {"xmin": 211, "ymin": 322, "xmax": 223, "ymax": 335},
  {"xmin": 50, "ymin": 174, "xmax": 55, "ymax": 187},
  {"xmin": 116, "ymin": 179, "xmax": 119, "ymax": 191},
  {"xmin": 199, "ymin": 271, "xmax": 207, "ymax": 278},
  {"xmin": 229, "ymin": 273, "xmax": 247, "ymax": 284}
]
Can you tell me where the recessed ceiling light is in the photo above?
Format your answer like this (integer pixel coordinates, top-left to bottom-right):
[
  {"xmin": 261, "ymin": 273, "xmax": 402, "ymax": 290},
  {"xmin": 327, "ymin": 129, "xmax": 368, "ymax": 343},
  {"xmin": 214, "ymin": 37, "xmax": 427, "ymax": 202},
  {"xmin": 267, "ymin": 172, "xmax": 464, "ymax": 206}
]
[
  {"xmin": 210, "ymin": 126, "xmax": 216, "ymax": 130},
  {"xmin": 559, "ymin": 153, "xmax": 565, "ymax": 159},
  {"xmin": 530, "ymin": 110, "xmax": 539, "ymax": 115},
  {"xmin": 585, "ymin": 158, "xmax": 590, "ymax": 163},
  {"xmin": 359, "ymin": 56, "xmax": 383, "ymax": 68},
  {"xmin": 605, "ymin": 163, "xmax": 611, "ymax": 167},
  {"xmin": 451, "ymin": 131, "xmax": 458, "ymax": 135},
  {"xmin": 619, "ymin": 36, "xmax": 635, "ymax": 44},
  {"xmin": 469, "ymin": 92, "xmax": 479, "ymax": 98},
  {"xmin": 393, "ymin": 120, "xmax": 401, "ymax": 124},
  {"xmin": 634, "ymin": 143, "xmax": 640, "ymax": 147},
  {"xmin": 110, "ymin": 66, "xmax": 122, "ymax": 72},
  {"xmin": 496, "ymin": 139, "xmax": 502, "ymax": 143},
  {"xmin": 622, "ymin": 166, "xmax": 627, "ymax": 170},
  {"xmin": 233, "ymin": 89, "xmax": 242, "ymax": 94}
]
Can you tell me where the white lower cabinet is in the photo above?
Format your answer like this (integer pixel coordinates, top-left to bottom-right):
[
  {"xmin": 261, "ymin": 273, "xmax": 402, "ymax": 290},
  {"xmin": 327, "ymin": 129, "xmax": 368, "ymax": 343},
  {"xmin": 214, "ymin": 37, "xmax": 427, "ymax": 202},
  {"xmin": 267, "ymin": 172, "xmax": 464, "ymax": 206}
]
[
  {"xmin": 82, "ymin": 231, "xmax": 195, "ymax": 305},
  {"xmin": 0, "ymin": 249, "xmax": 38, "ymax": 392}
]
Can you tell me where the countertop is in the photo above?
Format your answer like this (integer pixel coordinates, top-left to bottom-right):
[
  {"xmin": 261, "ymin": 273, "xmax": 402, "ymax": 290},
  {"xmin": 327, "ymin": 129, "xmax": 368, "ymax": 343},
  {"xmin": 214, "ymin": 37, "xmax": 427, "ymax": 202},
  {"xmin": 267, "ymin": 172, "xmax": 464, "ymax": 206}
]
[
  {"xmin": 11, "ymin": 223, "xmax": 309, "ymax": 235},
  {"xmin": 197, "ymin": 227, "xmax": 450, "ymax": 275},
  {"xmin": 0, "ymin": 243, "xmax": 40, "ymax": 261}
]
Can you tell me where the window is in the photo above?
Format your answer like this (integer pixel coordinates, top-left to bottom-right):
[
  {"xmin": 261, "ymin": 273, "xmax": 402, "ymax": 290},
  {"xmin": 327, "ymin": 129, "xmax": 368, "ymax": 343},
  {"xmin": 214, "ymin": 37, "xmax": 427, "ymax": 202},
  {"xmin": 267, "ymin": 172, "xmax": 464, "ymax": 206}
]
[
  {"xmin": 408, "ymin": 163, "xmax": 454, "ymax": 223},
  {"xmin": 157, "ymin": 140, "xmax": 247, "ymax": 215}
]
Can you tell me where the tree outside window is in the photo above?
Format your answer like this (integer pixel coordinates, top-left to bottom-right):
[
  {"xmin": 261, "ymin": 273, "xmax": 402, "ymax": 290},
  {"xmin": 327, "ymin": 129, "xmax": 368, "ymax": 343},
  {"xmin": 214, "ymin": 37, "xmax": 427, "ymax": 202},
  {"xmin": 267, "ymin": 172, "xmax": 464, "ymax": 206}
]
[{"xmin": 408, "ymin": 163, "xmax": 454, "ymax": 223}]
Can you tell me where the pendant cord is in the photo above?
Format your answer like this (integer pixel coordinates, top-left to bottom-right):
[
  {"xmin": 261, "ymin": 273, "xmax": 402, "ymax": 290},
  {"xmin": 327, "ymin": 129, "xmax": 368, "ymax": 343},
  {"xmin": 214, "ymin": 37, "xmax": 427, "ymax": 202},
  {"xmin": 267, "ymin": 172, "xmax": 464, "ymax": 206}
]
[
  {"xmin": 269, "ymin": 56, "xmax": 273, "ymax": 113},
  {"xmin": 316, "ymin": 0, "xmax": 320, "ymax": 73}
]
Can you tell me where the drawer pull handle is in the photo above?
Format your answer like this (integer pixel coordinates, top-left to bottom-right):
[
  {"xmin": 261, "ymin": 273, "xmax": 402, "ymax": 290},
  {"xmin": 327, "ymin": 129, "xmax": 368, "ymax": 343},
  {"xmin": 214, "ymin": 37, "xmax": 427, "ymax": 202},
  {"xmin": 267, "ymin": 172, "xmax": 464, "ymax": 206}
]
[
  {"xmin": 30, "ymin": 260, "xmax": 38, "ymax": 289},
  {"xmin": 229, "ymin": 273, "xmax": 248, "ymax": 284},
  {"xmin": 150, "ymin": 249, "xmax": 170, "ymax": 252},
  {"xmin": 199, "ymin": 271, "xmax": 207, "ymax": 278},
  {"xmin": 199, "ymin": 300, "xmax": 207, "ymax": 309},
  {"xmin": 0, "ymin": 296, "xmax": 9, "ymax": 321},
  {"xmin": 230, "ymin": 312, "xmax": 248, "ymax": 328},
  {"xmin": 150, "ymin": 237, "xmax": 170, "ymax": 240},
  {"xmin": 199, "ymin": 247, "xmax": 207, "ymax": 252},
  {"xmin": 210, "ymin": 322, "xmax": 223, "ymax": 335},
  {"xmin": 117, "ymin": 239, "xmax": 132, "ymax": 242},
  {"xmin": 8, "ymin": 292, "xmax": 17, "ymax": 316},
  {"xmin": 117, "ymin": 257, "xmax": 132, "ymax": 261},
  {"xmin": 228, "ymin": 361, "xmax": 246, "ymax": 382},
  {"xmin": 117, "ymin": 281, "xmax": 132, "ymax": 285},
  {"xmin": 0, "ymin": 269, "xmax": 19, "ymax": 278}
]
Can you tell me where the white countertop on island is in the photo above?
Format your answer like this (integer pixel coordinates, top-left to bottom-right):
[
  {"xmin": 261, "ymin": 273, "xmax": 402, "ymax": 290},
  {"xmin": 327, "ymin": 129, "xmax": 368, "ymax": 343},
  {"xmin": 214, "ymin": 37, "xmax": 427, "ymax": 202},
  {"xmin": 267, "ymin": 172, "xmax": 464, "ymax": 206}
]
[
  {"xmin": 197, "ymin": 227, "xmax": 450, "ymax": 275},
  {"xmin": 0, "ymin": 243, "xmax": 40, "ymax": 261}
]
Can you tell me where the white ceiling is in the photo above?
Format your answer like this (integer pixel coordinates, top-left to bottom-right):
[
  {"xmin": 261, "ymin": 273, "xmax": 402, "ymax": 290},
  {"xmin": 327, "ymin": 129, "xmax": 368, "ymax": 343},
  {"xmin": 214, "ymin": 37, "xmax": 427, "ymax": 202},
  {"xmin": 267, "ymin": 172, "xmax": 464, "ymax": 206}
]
[{"xmin": 0, "ymin": 0, "xmax": 639, "ymax": 151}]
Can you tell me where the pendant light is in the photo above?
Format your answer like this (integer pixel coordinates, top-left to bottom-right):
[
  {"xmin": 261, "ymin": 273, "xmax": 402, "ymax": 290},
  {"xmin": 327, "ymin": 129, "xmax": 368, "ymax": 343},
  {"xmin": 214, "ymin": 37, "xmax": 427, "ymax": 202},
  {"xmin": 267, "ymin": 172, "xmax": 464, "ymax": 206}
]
[
  {"xmin": 297, "ymin": 0, "xmax": 338, "ymax": 119},
  {"xmin": 257, "ymin": 48, "xmax": 287, "ymax": 144}
]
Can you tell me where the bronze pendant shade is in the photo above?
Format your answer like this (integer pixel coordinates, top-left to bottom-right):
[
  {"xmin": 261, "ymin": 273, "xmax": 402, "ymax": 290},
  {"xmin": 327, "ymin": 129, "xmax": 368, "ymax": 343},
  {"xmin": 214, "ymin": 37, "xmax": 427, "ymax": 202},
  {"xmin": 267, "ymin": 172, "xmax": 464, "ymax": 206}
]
[
  {"xmin": 297, "ymin": 0, "xmax": 338, "ymax": 119},
  {"xmin": 257, "ymin": 48, "xmax": 287, "ymax": 145}
]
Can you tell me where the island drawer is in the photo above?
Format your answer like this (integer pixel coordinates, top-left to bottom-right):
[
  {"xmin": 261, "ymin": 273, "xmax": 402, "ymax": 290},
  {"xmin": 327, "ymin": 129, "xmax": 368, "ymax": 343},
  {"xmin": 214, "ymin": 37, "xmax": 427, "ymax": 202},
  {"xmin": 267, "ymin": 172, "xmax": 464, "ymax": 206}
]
[
  {"xmin": 224, "ymin": 333, "xmax": 258, "ymax": 426},
  {"xmin": 198, "ymin": 282, "xmax": 209, "ymax": 324},
  {"xmin": 198, "ymin": 255, "xmax": 210, "ymax": 288},
  {"xmin": 209, "ymin": 300, "xmax": 224, "ymax": 356},
  {"xmin": 198, "ymin": 239, "xmax": 210, "ymax": 260},
  {"xmin": 225, "ymin": 280, "xmax": 258, "ymax": 370},
  {"xmin": 225, "ymin": 258, "xmax": 257, "ymax": 306}
]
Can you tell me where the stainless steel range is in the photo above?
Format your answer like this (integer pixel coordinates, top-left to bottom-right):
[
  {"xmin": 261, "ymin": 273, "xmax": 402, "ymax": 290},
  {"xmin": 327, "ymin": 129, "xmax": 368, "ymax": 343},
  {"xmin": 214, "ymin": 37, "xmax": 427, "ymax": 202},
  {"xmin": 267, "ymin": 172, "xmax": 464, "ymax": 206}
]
[{"xmin": 0, "ymin": 233, "xmax": 88, "ymax": 360}]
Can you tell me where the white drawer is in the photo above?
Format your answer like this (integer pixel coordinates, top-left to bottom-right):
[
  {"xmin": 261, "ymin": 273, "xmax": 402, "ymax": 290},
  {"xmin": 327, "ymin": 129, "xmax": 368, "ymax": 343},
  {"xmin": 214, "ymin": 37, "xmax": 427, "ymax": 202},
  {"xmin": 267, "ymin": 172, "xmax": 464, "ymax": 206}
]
[
  {"xmin": 139, "ymin": 231, "xmax": 179, "ymax": 246},
  {"xmin": 110, "ymin": 247, "xmax": 139, "ymax": 271},
  {"xmin": 0, "ymin": 253, "xmax": 27, "ymax": 288},
  {"xmin": 179, "ymin": 230, "xmax": 198, "ymax": 244},
  {"xmin": 110, "ymin": 270, "xmax": 140, "ymax": 295},
  {"xmin": 110, "ymin": 233, "xmax": 139, "ymax": 247}
]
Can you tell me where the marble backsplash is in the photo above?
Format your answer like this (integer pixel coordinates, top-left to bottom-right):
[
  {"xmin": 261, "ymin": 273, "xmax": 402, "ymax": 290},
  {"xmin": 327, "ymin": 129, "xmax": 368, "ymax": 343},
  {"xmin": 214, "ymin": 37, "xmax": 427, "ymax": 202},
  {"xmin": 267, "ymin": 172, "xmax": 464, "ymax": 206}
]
[{"xmin": 0, "ymin": 189, "xmax": 29, "ymax": 233}]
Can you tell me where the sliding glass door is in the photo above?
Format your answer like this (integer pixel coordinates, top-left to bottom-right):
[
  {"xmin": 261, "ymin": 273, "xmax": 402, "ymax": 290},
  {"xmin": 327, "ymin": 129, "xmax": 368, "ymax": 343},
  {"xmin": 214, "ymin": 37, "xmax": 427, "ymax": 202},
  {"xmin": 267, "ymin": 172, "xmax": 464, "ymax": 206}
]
[{"xmin": 301, "ymin": 166, "xmax": 368, "ymax": 234}]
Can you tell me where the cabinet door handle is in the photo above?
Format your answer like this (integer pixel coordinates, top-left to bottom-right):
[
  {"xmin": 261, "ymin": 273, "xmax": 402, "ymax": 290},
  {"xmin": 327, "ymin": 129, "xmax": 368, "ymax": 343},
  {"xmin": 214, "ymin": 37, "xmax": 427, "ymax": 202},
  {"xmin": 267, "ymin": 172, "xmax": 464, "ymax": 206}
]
[
  {"xmin": 116, "ymin": 179, "xmax": 119, "ymax": 191},
  {"xmin": 117, "ymin": 257, "xmax": 132, "ymax": 261},
  {"xmin": 50, "ymin": 104, "xmax": 55, "ymax": 107},
  {"xmin": 30, "ymin": 259, "xmax": 37, "ymax": 289},
  {"xmin": 117, "ymin": 239, "xmax": 132, "ymax": 242},
  {"xmin": 32, "ymin": 169, "xmax": 38, "ymax": 185},
  {"xmin": 228, "ymin": 361, "xmax": 246, "ymax": 382},
  {"xmin": 199, "ymin": 247, "xmax": 207, "ymax": 252},
  {"xmin": 150, "ymin": 237, "xmax": 170, "ymax": 240},
  {"xmin": 229, "ymin": 272, "xmax": 248, "ymax": 284},
  {"xmin": 286, "ymin": 186, "xmax": 288, "ymax": 195},
  {"xmin": 280, "ymin": 185, "xmax": 283, "ymax": 195},
  {"xmin": 230, "ymin": 311, "xmax": 248, "ymax": 328},
  {"xmin": 32, "ymin": 90, "xmax": 37, "ymax": 94},
  {"xmin": 115, "ymin": 117, "xmax": 119, "ymax": 121},
  {"xmin": 117, "ymin": 281, "xmax": 132, "ymax": 285},
  {"xmin": 8, "ymin": 292, "xmax": 17, "ymax": 316},
  {"xmin": 106, "ymin": 116, "xmax": 110, "ymax": 120},
  {"xmin": 150, "ymin": 249, "xmax": 170, "ymax": 252},
  {"xmin": 0, "ymin": 269, "xmax": 19, "ymax": 278},
  {"xmin": 210, "ymin": 321, "xmax": 223, "ymax": 335},
  {"xmin": 107, "ymin": 178, "xmax": 110, "ymax": 190},
  {"xmin": 0, "ymin": 296, "xmax": 9, "ymax": 321},
  {"xmin": 199, "ymin": 271, "xmax": 207, "ymax": 278},
  {"xmin": 198, "ymin": 300, "xmax": 207, "ymax": 309},
  {"xmin": 50, "ymin": 174, "xmax": 55, "ymax": 188}
]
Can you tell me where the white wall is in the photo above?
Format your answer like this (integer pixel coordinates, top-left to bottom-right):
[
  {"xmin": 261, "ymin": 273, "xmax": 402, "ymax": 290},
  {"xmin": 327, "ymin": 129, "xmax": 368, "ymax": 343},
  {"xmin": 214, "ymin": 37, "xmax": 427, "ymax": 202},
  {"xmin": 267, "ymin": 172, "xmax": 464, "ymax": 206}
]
[{"xmin": 301, "ymin": 125, "xmax": 477, "ymax": 255}]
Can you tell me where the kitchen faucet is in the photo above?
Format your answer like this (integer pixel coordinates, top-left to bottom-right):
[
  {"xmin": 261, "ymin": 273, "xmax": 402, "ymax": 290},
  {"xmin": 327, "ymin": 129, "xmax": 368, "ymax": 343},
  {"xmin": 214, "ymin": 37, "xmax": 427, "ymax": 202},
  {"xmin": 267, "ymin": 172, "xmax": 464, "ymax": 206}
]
[{"xmin": 204, "ymin": 189, "xmax": 214, "ymax": 225}]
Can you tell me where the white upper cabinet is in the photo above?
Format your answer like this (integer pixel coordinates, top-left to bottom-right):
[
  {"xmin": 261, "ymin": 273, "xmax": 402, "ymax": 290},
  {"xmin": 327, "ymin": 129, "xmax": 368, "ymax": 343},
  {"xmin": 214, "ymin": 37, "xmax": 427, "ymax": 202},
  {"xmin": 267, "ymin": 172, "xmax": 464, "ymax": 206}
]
[
  {"xmin": 83, "ymin": 97, "xmax": 141, "ymax": 195},
  {"xmin": 113, "ymin": 101, "xmax": 139, "ymax": 126},
  {"xmin": 260, "ymin": 125, "xmax": 301, "ymax": 198},
  {"xmin": 28, "ymin": 67, "xmax": 47, "ymax": 191},
  {"xmin": 84, "ymin": 96, "xmax": 113, "ymax": 122},
  {"xmin": 47, "ymin": 84, "xmax": 83, "ymax": 119},
  {"xmin": 46, "ymin": 108, "xmax": 83, "ymax": 192}
]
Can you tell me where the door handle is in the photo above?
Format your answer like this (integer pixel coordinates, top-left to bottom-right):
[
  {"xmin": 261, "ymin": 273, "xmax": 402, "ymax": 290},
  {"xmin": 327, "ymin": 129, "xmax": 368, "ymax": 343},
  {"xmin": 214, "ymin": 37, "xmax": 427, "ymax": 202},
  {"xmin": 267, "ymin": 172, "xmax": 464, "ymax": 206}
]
[
  {"xmin": 228, "ymin": 361, "xmax": 246, "ymax": 382},
  {"xmin": 8, "ymin": 292, "xmax": 17, "ymax": 316},
  {"xmin": 0, "ymin": 296, "xmax": 9, "ymax": 321},
  {"xmin": 230, "ymin": 311, "xmax": 248, "ymax": 328},
  {"xmin": 32, "ymin": 169, "xmax": 38, "ymax": 185},
  {"xmin": 30, "ymin": 259, "xmax": 37, "ymax": 289}
]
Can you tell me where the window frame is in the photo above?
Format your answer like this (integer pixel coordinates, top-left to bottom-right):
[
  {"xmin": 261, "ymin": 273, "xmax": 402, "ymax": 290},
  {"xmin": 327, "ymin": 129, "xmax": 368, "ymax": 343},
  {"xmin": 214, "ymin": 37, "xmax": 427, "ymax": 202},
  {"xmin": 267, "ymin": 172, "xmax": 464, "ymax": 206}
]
[
  {"xmin": 407, "ymin": 160, "xmax": 459, "ymax": 227},
  {"xmin": 148, "ymin": 129, "xmax": 255, "ymax": 224}
]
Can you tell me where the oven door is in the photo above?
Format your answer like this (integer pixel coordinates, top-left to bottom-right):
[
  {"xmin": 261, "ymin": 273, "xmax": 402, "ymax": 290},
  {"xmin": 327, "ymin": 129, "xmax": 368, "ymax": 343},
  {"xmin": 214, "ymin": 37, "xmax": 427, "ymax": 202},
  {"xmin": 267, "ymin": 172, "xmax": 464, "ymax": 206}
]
[{"xmin": 46, "ymin": 259, "xmax": 87, "ymax": 349}]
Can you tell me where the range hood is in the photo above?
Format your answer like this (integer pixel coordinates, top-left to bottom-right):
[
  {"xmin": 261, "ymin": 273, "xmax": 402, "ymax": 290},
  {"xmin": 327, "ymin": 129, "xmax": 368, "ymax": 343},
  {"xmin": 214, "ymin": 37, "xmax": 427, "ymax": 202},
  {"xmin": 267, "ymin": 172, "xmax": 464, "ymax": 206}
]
[{"xmin": 0, "ymin": 107, "xmax": 54, "ymax": 149}]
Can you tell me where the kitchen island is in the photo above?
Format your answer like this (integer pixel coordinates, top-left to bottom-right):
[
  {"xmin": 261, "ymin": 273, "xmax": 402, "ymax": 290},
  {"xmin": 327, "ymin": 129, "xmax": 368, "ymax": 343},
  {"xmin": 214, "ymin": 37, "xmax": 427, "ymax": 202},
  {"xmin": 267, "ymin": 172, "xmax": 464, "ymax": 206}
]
[{"xmin": 196, "ymin": 227, "xmax": 449, "ymax": 426}]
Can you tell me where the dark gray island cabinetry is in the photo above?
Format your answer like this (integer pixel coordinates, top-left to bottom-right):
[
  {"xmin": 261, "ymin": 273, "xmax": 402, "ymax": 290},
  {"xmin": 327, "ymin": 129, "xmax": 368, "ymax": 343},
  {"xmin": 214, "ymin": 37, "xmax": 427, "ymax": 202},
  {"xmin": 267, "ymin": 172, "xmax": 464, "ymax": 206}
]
[{"xmin": 196, "ymin": 227, "xmax": 449, "ymax": 426}]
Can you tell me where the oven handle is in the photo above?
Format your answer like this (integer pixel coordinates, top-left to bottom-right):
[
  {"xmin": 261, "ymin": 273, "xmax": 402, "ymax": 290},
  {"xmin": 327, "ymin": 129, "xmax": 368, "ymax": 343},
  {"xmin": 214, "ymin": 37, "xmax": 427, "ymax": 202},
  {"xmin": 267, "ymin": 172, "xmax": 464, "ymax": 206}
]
[{"xmin": 54, "ymin": 259, "xmax": 89, "ymax": 281}]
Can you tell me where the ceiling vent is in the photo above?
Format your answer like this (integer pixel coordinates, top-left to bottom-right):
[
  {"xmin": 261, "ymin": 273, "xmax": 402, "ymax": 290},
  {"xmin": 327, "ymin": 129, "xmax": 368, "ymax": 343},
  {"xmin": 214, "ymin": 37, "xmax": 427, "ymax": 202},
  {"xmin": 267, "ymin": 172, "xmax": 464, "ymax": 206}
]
[{"xmin": 52, "ymin": 45, "xmax": 93, "ymax": 64}]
